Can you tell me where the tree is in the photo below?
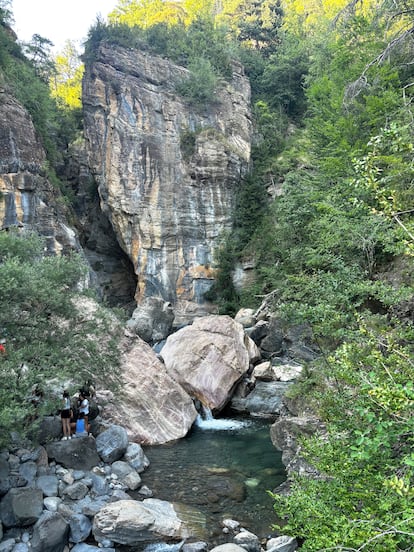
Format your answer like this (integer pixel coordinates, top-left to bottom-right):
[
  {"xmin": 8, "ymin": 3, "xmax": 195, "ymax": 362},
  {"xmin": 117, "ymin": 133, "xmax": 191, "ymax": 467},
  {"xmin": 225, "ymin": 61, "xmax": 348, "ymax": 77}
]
[
  {"xmin": 50, "ymin": 40, "xmax": 84, "ymax": 109},
  {"xmin": 22, "ymin": 34, "xmax": 55, "ymax": 83}
]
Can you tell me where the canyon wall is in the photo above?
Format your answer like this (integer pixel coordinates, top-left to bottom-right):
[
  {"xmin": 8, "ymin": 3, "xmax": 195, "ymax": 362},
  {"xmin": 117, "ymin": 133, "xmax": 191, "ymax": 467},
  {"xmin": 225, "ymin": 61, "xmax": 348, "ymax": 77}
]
[{"xmin": 82, "ymin": 44, "xmax": 252, "ymax": 322}]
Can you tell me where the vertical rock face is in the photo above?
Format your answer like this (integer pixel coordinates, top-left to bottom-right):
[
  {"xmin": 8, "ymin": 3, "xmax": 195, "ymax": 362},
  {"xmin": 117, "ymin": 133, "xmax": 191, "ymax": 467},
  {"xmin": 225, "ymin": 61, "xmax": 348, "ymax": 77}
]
[
  {"xmin": 0, "ymin": 92, "xmax": 78, "ymax": 254},
  {"xmin": 83, "ymin": 44, "xmax": 252, "ymax": 322}
]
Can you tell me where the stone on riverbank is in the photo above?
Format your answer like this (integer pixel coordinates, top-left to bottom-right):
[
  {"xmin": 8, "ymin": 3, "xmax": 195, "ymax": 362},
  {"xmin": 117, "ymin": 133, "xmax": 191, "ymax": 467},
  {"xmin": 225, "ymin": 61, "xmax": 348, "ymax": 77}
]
[
  {"xmin": 46, "ymin": 437, "xmax": 100, "ymax": 471},
  {"xmin": 95, "ymin": 426, "xmax": 129, "ymax": 463},
  {"xmin": 0, "ymin": 488, "xmax": 43, "ymax": 527},
  {"xmin": 93, "ymin": 498, "xmax": 192, "ymax": 545}
]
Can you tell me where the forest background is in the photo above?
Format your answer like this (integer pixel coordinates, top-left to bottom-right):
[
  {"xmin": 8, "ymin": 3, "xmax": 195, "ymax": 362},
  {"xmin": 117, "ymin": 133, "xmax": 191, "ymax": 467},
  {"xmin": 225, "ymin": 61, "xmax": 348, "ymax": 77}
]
[{"xmin": 0, "ymin": 0, "xmax": 413, "ymax": 550}]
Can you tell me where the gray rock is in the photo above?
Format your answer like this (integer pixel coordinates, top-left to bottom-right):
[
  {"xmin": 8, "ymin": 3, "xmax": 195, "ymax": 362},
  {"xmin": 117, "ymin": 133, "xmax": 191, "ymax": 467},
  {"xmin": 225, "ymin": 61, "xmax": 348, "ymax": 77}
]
[
  {"xmin": 30, "ymin": 511, "xmax": 69, "ymax": 552},
  {"xmin": 267, "ymin": 535, "xmax": 298, "ymax": 552},
  {"xmin": 124, "ymin": 442, "xmax": 150, "ymax": 472},
  {"xmin": 11, "ymin": 544, "xmax": 28, "ymax": 552},
  {"xmin": 46, "ymin": 437, "xmax": 100, "ymax": 470},
  {"xmin": 71, "ymin": 545, "xmax": 115, "ymax": 552},
  {"xmin": 18, "ymin": 461, "xmax": 37, "ymax": 486},
  {"xmin": 63, "ymin": 482, "xmax": 89, "ymax": 500},
  {"xmin": 88, "ymin": 472, "xmax": 110, "ymax": 497},
  {"xmin": 7, "ymin": 456, "xmax": 19, "ymax": 472},
  {"xmin": 31, "ymin": 416, "xmax": 62, "ymax": 444},
  {"xmin": 111, "ymin": 460, "xmax": 133, "ymax": 479},
  {"xmin": 182, "ymin": 543, "xmax": 208, "ymax": 552},
  {"xmin": 36, "ymin": 475, "xmax": 58, "ymax": 497},
  {"xmin": 109, "ymin": 489, "xmax": 131, "ymax": 502},
  {"xmin": 0, "ymin": 539, "xmax": 15, "ymax": 552},
  {"xmin": 95, "ymin": 426, "xmax": 128, "ymax": 463},
  {"xmin": 127, "ymin": 297, "xmax": 174, "ymax": 343},
  {"xmin": 68, "ymin": 513, "xmax": 92, "ymax": 543},
  {"xmin": 233, "ymin": 530, "xmax": 261, "ymax": 552},
  {"xmin": 0, "ymin": 458, "xmax": 10, "ymax": 496},
  {"xmin": 123, "ymin": 470, "xmax": 141, "ymax": 491},
  {"xmin": 231, "ymin": 381, "xmax": 291, "ymax": 418},
  {"xmin": 43, "ymin": 497, "xmax": 62, "ymax": 512},
  {"xmin": 80, "ymin": 498, "xmax": 109, "ymax": 517},
  {"xmin": 92, "ymin": 498, "xmax": 192, "ymax": 545},
  {"xmin": 209, "ymin": 546, "xmax": 247, "ymax": 552},
  {"xmin": 0, "ymin": 488, "xmax": 43, "ymax": 527}
]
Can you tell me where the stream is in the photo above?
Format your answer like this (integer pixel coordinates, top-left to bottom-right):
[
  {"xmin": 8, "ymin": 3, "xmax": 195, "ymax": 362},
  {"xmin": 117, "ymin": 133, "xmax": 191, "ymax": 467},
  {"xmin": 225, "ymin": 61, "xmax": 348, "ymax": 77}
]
[{"xmin": 136, "ymin": 413, "xmax": 287, "ymax": 548}]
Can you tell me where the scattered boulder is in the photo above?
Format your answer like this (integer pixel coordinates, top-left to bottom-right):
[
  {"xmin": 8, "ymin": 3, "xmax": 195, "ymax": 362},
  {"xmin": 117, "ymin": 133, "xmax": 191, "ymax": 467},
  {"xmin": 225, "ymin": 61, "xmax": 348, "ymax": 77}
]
[
  {"xmin": 0, "ymin": 488, "xmax": 43, "ymax": 527},
  {"xmin": 252, "ymin": 361, "xmax": 274, "ymax": 381},
  {"xmin": 161, "ymin": 315, "xmax": 260, "ymax": 411},
  {"xmin": 126, "ymin": 297, "xmax": 174, "ymax": 343},
  {"xmin": 36, "ymin": 475, "xmax": 58, "ymax": 497},
  {"xmin": 31, "ymin": 416, "xmax": 62, "ymax": 444},
  {"xmin": 230, "ymin": 381, "xmax": 291, "ymax": 418},
  {"xmin": 46, "ymin": 437, "xmax": 100, "ymax": 471},
  {"xmin": 267, "ymin": 535, "xmax": 298, "ymax": 552},
  {"xmin": 123, "ymin": 442, "xmax": 149, "ymax": 472},
  {"xmin": 93, "ymin": 499, "xmax": 192, "ymax": 545},
  {"xmin": 209, "ymin": 545, "xmax": 247, "ymax": 552},
  {"xmin": 62, "ymin": 481, "xmax": 89, "ymax": 500},
  {"xmin": 272, "ymin": 364, "xmax": 303, "ymax": 382},
  {"xmin": 68, "ymin": 513, "xmax": 92, "ymax": 543},
  {"xmin": 270, "ymin": 416, "xmax": 324, "ymax": 476},
  {"xmin": 30, "ymin": 510, "xmax": 69, "ymax": 552},
  {"xmin": 71, "ymin": 545, "xmax": 115, "ymax": 552},
  {"xmin": 233, "ymin": 529, "xmax": 261, "ymax": 552},
  {"xmin": 95, "ymin": 426, "xmax": 128, "ymax": 463},
  {"xmin": 234, "ymin": 308, "xmax": 256, "ymax": 328}
]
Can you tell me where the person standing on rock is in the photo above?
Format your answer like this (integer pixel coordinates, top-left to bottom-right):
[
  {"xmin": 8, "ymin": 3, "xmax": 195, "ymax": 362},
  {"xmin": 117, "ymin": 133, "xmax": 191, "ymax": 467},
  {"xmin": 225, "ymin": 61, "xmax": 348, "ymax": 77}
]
[
  {"xmin": 78, "ymin": 391, "xmax": 90, "ymax": 434},
  {"xmin": 61, "ymin": 390, "xmax": 72, "ymax": 440}
]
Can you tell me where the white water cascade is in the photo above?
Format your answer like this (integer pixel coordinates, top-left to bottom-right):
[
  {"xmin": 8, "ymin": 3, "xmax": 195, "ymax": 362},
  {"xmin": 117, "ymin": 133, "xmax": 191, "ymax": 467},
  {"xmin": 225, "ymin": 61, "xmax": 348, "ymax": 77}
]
[{"xmin": 195, "ymin": 405, "xmax": 252, "ymax": 430}]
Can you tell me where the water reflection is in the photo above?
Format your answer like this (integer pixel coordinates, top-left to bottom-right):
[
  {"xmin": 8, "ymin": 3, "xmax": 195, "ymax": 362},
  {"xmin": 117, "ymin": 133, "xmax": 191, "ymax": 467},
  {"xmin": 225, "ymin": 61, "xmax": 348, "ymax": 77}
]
[{"xmin": 138, "ymin": 416, "xmax": 286, "ymax": 546}]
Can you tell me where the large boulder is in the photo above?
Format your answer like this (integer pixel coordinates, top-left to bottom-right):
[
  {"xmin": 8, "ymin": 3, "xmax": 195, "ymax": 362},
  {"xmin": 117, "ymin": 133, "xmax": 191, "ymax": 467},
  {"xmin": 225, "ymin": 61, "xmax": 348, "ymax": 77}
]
[
  {"xmin": 123, "ymin": 442, "xmax": 149, "ymax": 472},
  {"xmin": 103, "ymin": 336, "xmax": 198, "ymax": 445},
  {"xmin": 270, "ymin": 416, "xmax": 324, "ymax": 476},
  {"xmin": 126, "ymin": 297, "xmax": 174, "ymax": 343},
  {"xmin": 0, "ymin": 488, "xmax": 43, "ymax": 527},
  {"xmin": 30, "ymin": 511, "xmax": 69, "ymax": 552},
  {"xmin": 46, "ymin": 437, "xmax": 100, "ymax": 471},
  {"xmin": 95, "ymin": 426, "xmax": 128, "ymax": 463},
  {"xmin": 161, "ymin": 315, "xmax": 260, "ymax": 411},
  {"xmin": 230, "ymin": 381, "xmax": 291, "ymax": 418},
  {"xmin": 92, "ymin": 499, "xmax": 192, "ymax": 545}
]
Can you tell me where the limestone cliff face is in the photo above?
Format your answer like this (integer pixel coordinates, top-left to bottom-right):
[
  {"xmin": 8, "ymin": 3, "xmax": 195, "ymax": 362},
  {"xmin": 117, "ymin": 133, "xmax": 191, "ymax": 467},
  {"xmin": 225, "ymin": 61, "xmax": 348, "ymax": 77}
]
[
  {"xmin": 0, "ymin": 91, "xmax": 78, "ymax": 254},
  {"xmin": 83, "ymin": 44, "xmax": 252, "ymax": 321}
]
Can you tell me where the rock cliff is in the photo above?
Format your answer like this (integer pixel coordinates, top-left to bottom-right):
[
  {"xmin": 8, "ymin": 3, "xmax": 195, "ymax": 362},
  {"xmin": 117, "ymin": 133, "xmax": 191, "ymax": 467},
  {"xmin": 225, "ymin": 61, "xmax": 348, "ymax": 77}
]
[
  {"xmin": 0, "ymin": 91, "xmax": 78, "ymax": 254},
  {"xmin": 82, "ymin": 44, "xmax": 252, "ymax": 322}
]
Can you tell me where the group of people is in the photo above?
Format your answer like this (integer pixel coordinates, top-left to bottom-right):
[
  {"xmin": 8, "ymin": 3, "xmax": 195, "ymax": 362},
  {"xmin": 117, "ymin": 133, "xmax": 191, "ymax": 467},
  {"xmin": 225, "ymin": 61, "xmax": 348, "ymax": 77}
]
[{"xmin": 60, "ymin": 384, "xmax": 93, "ymax": 440}]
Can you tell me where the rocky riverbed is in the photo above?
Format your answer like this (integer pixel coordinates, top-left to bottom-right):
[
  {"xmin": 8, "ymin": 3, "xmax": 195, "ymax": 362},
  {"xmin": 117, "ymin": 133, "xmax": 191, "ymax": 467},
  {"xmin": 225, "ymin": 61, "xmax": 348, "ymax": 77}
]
[{"xmin": 0, "ymin": 424, "xmax": 298, "ymax": 552}]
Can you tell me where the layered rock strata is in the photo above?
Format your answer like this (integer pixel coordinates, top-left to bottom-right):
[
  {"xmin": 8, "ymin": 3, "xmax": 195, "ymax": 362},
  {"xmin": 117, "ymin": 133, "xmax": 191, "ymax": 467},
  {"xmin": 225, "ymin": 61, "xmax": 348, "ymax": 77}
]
[
  {"xmin": 0, "ymin": 91, "xmax": 78, "ymax": 254},
  {"xmin": 83, "ymin": 44, "xmax": 252, "ymax": 322}
]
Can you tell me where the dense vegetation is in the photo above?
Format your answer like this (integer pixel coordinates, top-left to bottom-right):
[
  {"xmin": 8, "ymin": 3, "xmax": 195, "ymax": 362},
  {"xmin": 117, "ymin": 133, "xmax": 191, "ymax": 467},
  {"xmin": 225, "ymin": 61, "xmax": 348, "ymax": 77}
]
[
  {"xmin": 0, "ymin": 231, "xmax": 122, "ymax": 448},
  {"xmin": 0, "ymin": 0, "xmax": 413, "ymax": 549}
]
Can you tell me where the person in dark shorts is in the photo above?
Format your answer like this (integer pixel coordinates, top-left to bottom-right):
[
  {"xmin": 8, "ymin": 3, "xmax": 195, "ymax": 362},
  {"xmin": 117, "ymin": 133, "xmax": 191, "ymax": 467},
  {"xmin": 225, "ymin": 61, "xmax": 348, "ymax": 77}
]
[{"xmin": 61, "ymin": 390, "xmax": 72, "ymax": 440}]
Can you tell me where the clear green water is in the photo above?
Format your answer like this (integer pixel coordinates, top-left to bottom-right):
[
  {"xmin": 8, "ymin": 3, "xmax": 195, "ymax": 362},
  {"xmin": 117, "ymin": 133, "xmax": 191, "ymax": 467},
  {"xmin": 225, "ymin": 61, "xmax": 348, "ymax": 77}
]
[{"xmin": 139, "ymin": 416, "xmax": 286, "ymax": 546}]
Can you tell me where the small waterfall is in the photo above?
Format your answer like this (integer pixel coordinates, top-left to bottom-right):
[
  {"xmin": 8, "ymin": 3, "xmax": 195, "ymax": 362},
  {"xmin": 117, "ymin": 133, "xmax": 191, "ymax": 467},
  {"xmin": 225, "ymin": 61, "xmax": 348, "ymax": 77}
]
[{"xmin": 195, "ymin": 405, "xmax": 252, "ymax": 430}]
